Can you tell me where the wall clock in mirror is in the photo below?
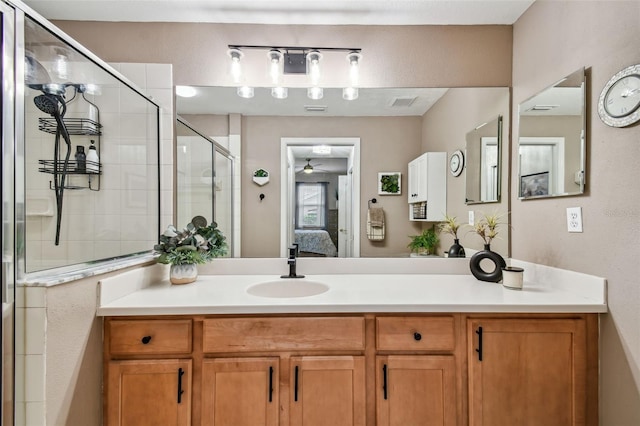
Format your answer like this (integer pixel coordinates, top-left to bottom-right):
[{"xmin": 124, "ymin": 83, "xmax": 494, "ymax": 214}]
[
  {"xmin": 598, "ymin": 63, "xmax": 640, "ymax": 127},
  {"xmin": 449, "ymin": 150, "xmax": 464, "ymax": 177}
]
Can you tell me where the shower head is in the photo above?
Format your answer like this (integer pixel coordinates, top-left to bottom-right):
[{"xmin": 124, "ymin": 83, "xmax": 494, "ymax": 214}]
[{"xmin": 33, "ymin": 94, "xmax": 61, "ymax": 116}]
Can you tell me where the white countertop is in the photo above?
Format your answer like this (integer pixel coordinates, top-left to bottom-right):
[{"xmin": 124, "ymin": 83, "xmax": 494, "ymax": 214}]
[{"xmin": 97, "ymin": 259, "xmax": 607, "ymax": 316}]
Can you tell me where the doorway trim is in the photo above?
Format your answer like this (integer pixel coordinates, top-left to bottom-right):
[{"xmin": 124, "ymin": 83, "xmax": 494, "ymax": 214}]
[{"xmin": 280, "ymin": 137, "xmax": 360, "ymax": 258}]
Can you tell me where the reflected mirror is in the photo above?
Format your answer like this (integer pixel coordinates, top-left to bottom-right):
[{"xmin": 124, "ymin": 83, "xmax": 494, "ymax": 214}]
[
  {"xmin": 465, "ymin": 116, "xmax": 503, "ymax": 204},
  {"xmin": 518, "ymin": 68, "xmax": 586, "ymax": 199}
]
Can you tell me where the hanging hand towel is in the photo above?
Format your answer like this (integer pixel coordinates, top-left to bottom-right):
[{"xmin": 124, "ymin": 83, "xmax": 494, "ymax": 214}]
[{"xmin": 367, "ymin": 207, "xmax": 385, "ymax": 241}]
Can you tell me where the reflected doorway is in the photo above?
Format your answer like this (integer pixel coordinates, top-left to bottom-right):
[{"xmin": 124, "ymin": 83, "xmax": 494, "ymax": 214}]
[{"xmin": 280, "ymin": 138, "xmax": 360, "ymax": 258}]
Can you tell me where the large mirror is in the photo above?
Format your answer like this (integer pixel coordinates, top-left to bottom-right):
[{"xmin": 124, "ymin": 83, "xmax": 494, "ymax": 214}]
[
  {"xmin": 518, "ymin": 68, "xmax": 586, "ymax": 199},
  {"xmin": 465, "ymin": 115, "xmax": 503, "ymax": 204},
  {"xmin": 176, "ymin": 86, "xmax": 510, "ymax": 258}
]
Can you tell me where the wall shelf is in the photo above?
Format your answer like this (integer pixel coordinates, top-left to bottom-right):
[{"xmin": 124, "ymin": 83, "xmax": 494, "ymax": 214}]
[{"xmin": 38, "ymin": 117, "xmax": 102, "ymax": 136}]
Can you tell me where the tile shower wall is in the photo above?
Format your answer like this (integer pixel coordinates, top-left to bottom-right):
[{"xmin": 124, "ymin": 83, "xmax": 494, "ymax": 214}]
[{"xmin": 24, "ymin": 63, "xmax": 173, "ymax": 272}]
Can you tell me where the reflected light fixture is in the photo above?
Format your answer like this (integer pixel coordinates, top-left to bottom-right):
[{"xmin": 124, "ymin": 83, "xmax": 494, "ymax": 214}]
[
  {"xmin": 347, "ymin": 51, "xmax": 362, "ymax": 86},
  {"xmin": 312, "ymin": 145, "xmax": 331, "ymax": 155},
  {"xmin": 307, "ymin": 86, "xmax": 323, "ymax": 100},
  {"xmin": 343, "ymin": 87, "xmax": 359, "ymax": 100},
  {"xmin": 271, "ymin": 86, "xmax": 288, "ymax": 99},
  {"xmin": 176, "ymin": 85, "xmax": 197, "ymax": 98},
  {"xmin": 303, "ymin": 159, "xmax": 314, "ymax": 174},
  {"xmin": 237, "ymin": 86, "xmax": 254, "ymax": 98}
]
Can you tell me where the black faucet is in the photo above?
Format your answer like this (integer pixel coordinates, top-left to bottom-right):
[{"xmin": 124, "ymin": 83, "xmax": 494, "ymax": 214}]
[{"xmin": 281, "ymin": 244, "xmax": 305, "ymax": 279}]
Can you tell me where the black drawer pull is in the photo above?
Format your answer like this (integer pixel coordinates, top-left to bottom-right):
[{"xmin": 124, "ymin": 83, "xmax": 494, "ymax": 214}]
[
  {"xmin": 268, "ymin": 366, "xmax": 274, "ymax": 403},
  {"xmin": 413, "ymin": 332, "xmax": 422, "ymax": 341},
  {"xmin": 177, "ymin": 368, "xmax": 185, "ymax": 403},
  {"xmin": 382, "ymin": 364, "xmax": 388, "ymax": 400},
  {"xmin": 294, "ymin": 366, "xmax": 299, "ymax": 402},
  {"xmin": 476, "ymin": 326, "xmax": 483, "ymax": 361},
  {"xmin": 141, "ymin": 336, "xmax": 152, "ymax": 344}
]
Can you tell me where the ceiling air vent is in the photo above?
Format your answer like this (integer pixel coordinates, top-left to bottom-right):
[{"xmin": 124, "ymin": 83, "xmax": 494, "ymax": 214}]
[
  {"xmin": 304, "ymin": 105, "xmax": 328, "ymax": 112},
  {"xmin": 391, "ymin": 96, "xmax": 417, "ymax": 107}
]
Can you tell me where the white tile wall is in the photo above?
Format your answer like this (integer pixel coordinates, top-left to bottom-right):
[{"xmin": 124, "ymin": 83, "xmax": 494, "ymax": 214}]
[{"xmin": 24, "ymin": 62, "xmax": 173, "ymax": 271}]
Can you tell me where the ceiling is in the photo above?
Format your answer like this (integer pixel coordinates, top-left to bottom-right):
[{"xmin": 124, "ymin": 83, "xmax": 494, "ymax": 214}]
[
  {"xmin": 176, "ymin": 86, "xmax": 449, "ymax": 116},
  {"xmin": 23, "ymin": 0, "xmax": 535, "ymax": 25}
]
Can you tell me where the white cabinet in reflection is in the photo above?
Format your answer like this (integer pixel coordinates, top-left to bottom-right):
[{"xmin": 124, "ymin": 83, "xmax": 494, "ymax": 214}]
[{"xmin": 407, "ymin": 152, "xmax": 446, "ymax": 222}]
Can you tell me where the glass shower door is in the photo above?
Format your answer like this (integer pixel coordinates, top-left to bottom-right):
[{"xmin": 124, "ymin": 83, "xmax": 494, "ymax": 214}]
[{"xmin": 1, "ymin": 2, "xmax": 16, "ymax": 424}]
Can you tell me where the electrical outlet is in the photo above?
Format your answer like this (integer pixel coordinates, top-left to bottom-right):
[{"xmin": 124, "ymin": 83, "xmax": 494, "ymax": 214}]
[
  {"xmin": 468, "ymin": 210, "xmax": 475, "ymax": 226},
  {"xmin": 566, "ymin": 207, "xmax": 583, "ymax": 233}
]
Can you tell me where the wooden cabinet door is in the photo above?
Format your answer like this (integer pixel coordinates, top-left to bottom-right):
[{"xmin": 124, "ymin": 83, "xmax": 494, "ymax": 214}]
[
  {"xmin": 202, "ymin": 357, "xmax": 279, "ymax": 426},
  {"xmin": 290, "ymin": 356, "xmax": 366, "ymax": 426},
  {"xmin": 468, "ymin": 318, "xmax": 587, "ymax": 426},
  {"xmin": 106, "ymin": 359, "xmax": 191, "ymax": 426},
  {"xmin": 376, "ymin": 355, "xmax": 456, "ymax": 426}
]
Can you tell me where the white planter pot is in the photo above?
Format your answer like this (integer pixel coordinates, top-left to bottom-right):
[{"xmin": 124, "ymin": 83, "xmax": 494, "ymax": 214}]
[{"xmin": 170, "ymin": 264, "xmax": 198, "ymax": 285}]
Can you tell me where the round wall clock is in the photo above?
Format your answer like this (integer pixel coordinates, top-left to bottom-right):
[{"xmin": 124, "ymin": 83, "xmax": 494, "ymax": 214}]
[
  {"xmin": 598, "ymin": 63, "xmax": 640, "ymax": 127},
  {"xmin": 449, "ymin": 150, "xmax": 464, "ymax": 177}
]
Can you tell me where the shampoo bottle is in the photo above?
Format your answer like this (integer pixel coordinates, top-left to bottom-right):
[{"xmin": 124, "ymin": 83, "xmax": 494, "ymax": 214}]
[
  {"xmin": 75, "ymin": 145, "xmax": 86, "ymax": 172},
  {"xmin": 86, "ymin": 140, "xmax": 100, "ymax": 173}
]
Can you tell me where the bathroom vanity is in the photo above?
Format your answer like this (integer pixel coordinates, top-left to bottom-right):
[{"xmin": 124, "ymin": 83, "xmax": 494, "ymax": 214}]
[{"xmin": 98, "ymin": 260, "xmax": 605, "ymax": 426}]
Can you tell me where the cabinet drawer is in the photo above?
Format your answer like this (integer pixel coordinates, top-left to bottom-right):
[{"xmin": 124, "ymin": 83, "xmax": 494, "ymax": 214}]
[
  {"xmin": 376, "ymin": 316, "xmax": 455, "ymax": 351},
  {"xmin": 203, "ymin": 317, "xmax": 365, "ymax": 353},
  {"xmin": 108, "ymin": 319, "xmax": 192, "ymax": 355}
]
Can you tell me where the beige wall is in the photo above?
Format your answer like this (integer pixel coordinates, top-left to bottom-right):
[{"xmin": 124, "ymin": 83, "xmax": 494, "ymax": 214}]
[
  {"xmin": 421, "ymin": 88, "xmax": 510, "ymax": 256},
  {"xmin": 513, "ymin": 1, "xmax": 640, "ymax": 424},
  {"xmin": 240, "ymin": 115, "xmax": 424, "ymax": 257},
  {"xmin": 54, "ymin": 22, "xmax": 512, "ymax": 88}
]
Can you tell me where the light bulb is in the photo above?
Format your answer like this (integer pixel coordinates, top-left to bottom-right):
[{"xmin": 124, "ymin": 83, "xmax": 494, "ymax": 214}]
[
  {"xmin": 307, "ymin": 87, "xmax": 323, "ymax": 100},
  {"xmin": 343, "ymin": 87, "xmax": 359, "ymax": 101},
  {"xmin": 307, "ymin": 51, "xmax": 322, "ymax": 86},
  {"xmin": 268, "ymin": 49, "xmax": 283, "ymax": 85},
  {"xmin": 237, "ymin": 86, "xmax": 254, "ymax": 98},
  {"xmin": 347, "ymin": 52, "xmax": 362, "ymax": 87},
  {"xmin": 272, "ymin": 87, "xmax": 288, "ymax": 99},
  {"xmin": 228, "ymin": 48, "xmax": 243, "ymax": 84}
]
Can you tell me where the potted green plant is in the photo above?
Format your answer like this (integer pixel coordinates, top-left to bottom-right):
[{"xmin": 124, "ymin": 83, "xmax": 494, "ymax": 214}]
[
  {"xmin": 439, "ymin": 214, "xmax": 466, "ymax": 258},
  {"xmin": 408, "ymin": 226, "xmax": 440, "ymax": 256},
  {"xmin": 154, "ymin": 216, "xmax": 227, "ymax": 284},
  {"xmin": 252, "ymin": 168, "xmax": 269, "ymax": 186}
]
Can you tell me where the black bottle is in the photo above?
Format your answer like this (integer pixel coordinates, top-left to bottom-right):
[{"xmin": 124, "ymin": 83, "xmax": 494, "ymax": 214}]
[{"xmin": 75, "ymin": 145, "xmax": 86, "ymax": 172}]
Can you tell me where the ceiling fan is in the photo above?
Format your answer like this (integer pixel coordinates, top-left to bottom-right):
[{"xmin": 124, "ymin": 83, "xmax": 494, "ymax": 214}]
[{"xmin": 296, "ymin": 158, "xmax": 327, "ymax": 174}]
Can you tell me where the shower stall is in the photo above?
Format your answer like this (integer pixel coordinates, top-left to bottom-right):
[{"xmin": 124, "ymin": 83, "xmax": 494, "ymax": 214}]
[{"xmin": 2, "ymin": 1, "xmax": 163, "ymax": 424}]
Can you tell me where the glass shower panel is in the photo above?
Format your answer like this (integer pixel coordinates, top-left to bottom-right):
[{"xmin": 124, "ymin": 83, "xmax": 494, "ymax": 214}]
[
  {"xmin": 23, "ymin": 17, "xmax": 160, "ymax": 273},
  {"xmin": 176, "ymin": 118, "xmax": 233, "ymax": 256},
  {"xmin": 176, "ymin": 120, "xmax": 214, "ymax": 227}
]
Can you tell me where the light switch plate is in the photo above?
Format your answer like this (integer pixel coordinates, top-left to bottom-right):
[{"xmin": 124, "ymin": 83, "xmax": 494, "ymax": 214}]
[
  {"xmin": 566, "ymin": 207, "xmax": 583, "ymax": 232},
  {"xmin": 468, "ymin": 210, "xmax": 475, "ymax": 226}
]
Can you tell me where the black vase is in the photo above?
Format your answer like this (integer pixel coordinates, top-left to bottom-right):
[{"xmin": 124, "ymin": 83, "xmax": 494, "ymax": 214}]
[
  {"xmin": 448, "ymin": 239, "xmax": 466, "ymax": 258},
  {"xmin": 469, "ymin": 244, "xmax": 506, "ymax": 283}
]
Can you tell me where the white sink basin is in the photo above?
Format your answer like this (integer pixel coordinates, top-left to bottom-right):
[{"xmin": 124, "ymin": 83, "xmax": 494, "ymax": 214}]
[{"xmin": 247, "ymin": 280, "xmax": 329, "ymax": 298}]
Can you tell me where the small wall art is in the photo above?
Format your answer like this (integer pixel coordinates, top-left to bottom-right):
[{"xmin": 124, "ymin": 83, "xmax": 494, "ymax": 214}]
[{"xmin": 378, "ymin": 172, "xmax": 401, "ymax": 195}]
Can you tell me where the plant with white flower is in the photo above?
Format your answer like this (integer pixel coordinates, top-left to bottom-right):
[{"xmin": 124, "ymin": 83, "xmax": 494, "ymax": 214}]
[{"xmin": 154, "ymin": 216, "xmax": 227, "ymax": 265}]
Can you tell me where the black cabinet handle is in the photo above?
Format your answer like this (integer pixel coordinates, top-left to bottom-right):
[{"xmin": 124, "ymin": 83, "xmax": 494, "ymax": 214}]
[
  {"xmin": 382, "ymin": 364, "xmax": 388, "ymax": 400},
  {"xmin": 413, "ymin": 332, "xmax": 422, "ymax": 341},
  {"xmin": 141, "ymin": 336, "xmax": 152, "ymax": 344},
  {"xmin": 294, "ymin": 366, "xmax": 299, "ymax": 402},
  {"xmin": 268, "ymin": 366, "xmax": 274, "ymax": 403},
  {"xmin": 177, "ymin": 368, "xmax": 185, "ymax": 403},
  {"xmin": 475, "ymin": 326, "xmax": 483, "ymax": 361}
]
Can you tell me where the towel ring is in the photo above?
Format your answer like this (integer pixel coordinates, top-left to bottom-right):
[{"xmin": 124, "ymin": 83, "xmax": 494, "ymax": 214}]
[{"xmin": 368, "ymin": 198, "xmax": 377, "ymax": 208}]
